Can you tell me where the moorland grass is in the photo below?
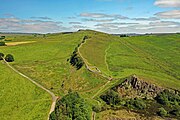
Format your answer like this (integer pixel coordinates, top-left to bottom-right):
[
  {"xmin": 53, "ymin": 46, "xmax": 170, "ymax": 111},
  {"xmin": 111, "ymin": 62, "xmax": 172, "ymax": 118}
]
[{"xmin": 0, "ymin": 62, "xmax": 51, "ymax": 120}]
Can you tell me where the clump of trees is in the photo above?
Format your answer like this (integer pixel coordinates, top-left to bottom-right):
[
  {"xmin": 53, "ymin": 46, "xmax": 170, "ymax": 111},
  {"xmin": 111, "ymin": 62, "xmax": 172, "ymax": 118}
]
[
  {"xmin": 125, "ymin": 98, "xmax": 146, "ymax": 110},
  {"xmin": 100, "ymin": 89, "xmax": 146, "ymax": 110},
  {"xmin": 120, "ymin": 34, "xmax": 129, "ymax": 37},
  {"xmin": 50, "ymin": 92, "xmax": 91, "ymax": 120},
  {"xmin": 0, "ymin": 36, "xmax": 5, "ymax": 40},
  {"xmin": 155, "ymin": 90, "xmax": 180, "ymax": 117},
  {"xmin": 5, "ymin": 54, "xmax": 14, "ymax": 62},
  {"xmin": 100, "ymin": 90, "xmax": 121, "ymax": 105},
  {"xmin": 69, "ymin": 48, "xmax": 84, "ymax": 70},
  {"xmin": 0, "ymin": 52, "xmax": 14, "ymax": 62},
  {"xmin": 155, "ymin": 90, "xmax": 180, "ymax": 106},
  {"xmin": 0, "ymin": 41, "xmax": 6, "ymax": 46}
]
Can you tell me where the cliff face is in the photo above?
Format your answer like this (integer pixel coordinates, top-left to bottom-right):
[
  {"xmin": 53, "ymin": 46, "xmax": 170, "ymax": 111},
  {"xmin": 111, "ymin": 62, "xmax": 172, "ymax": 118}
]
[{"xmin": 114, "ymin": 75, "xmax": 164, "ymax": 99}]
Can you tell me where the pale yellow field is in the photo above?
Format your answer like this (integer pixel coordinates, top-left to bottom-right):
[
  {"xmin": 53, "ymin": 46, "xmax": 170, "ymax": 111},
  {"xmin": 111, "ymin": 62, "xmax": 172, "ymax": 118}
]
[{"xmin": 6, "ymin": 41, "xmax": 36, "ymax": 46}]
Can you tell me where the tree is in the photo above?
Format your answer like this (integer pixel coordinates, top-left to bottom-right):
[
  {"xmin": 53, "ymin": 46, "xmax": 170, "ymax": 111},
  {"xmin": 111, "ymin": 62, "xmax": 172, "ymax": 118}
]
[
  {"xmin": 5, "ymin": 54, "xmax": 14, "ymax": 62},
  {"xmin": 0, "ymin": 36, "xmax": 5, "ymax": 40},
  {"xmin": 0, "ymin": 52, "xmax": 4, "ymax": 60},
  {"xmin": 0, "ymin": 41, "xmax": 6, "ymax": 46},
  {"xmin": 100, "ymin": 90, "xmax": 121, "ymax": 105},
  {"xmin": 50, "ymin": 92, "xmax": 91, "ymax": 120}
]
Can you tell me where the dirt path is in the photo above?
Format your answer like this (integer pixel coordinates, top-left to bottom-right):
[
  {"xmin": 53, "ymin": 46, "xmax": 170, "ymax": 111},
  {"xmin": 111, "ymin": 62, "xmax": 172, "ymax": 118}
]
[
  {"xmin": 3, "ymin": 58, "xmax": 58, "ymax": 120},
  {"xmin": 91, "ymin": 81, "xmax": 110, "ymax": 99},
  {"xmin": 91, "ymin": 111, "xmax": 96, "ymax": 120}
]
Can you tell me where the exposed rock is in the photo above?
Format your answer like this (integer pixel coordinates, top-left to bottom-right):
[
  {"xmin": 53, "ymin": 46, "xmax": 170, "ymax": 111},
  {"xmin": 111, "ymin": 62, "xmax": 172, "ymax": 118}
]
[{"xmin": 114, "ymin": 75, "xmax": 164, "ymax": 99}]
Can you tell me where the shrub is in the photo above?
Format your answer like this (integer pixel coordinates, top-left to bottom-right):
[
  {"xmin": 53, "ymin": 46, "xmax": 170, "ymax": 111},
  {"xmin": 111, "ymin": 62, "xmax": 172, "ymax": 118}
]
[
  {"xmin": 50, "ymin": 92, "xmax": 91, "ymax": 120},
  {"xmin": 70, "ymin": 52, "xmax": 84, "ymax": 70},
  {"xmin": 157, "ymin": 107, "xmax": 168, "ymax": 117},
  {"xmin": 0, "ymin": 52, "xmax": 4, "ymax": 60},
  {"xmin": 100, "ymin": 90, "xmax": 121, "ymax": 105},
  {"xmin": 0, "ymin": 41, "xmax": 6, "ymax": 46},
  {"xmin": 5, "ymin": 54, "xmax": 14, "ymax": 62},
  {"xmin": 133, "ymin": 98, "xmax": 146, "ymax": 109},
  {"xmin": 0, "ymin": 36, "xmax": 5, "ymax": 40},
  {"xmin": 125, "ymin": 98, "xmax": 146, "ymax": 110},
  {"xmin": 155, "ymin": 90, "xmax": 180, "ymax": 106},
  {"xmin": 92, "ymin": 105, "xmax": 101, "ymax": 112}
]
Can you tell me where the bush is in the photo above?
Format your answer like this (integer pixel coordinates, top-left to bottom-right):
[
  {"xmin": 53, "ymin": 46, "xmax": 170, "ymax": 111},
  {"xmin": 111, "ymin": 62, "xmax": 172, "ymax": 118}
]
[
  {"xmin": 70, "ymin": 52, "xmax": 84, "ymax": 70},
  {"xmin": 155, "ymin": 90, "xmax": 180, "ymax": 106},
  {"xmin": 0, "ymin": 36, "xmax": 5, "ymax": 40},
  {"xmin": 51, "ymin": 92, "xmax": 91, "ymax": 120},
  {"xmin": 100, "ymin": 90, "xmax": 121, "ymax": 105},
  {"xmin": 157, "ymin": 107, "xmax": 168, "ymax": 117},
  {"xmin": 0, "ymin": 52, "xmax": 4, "ymax": 60},
  {"xmin": 92, "ymin": 105, "xmax": 101, "ymax": 112},
  {"xmin": 125, "ymin": 98, "xmax": 146, "ymax": 110},
  {"xmin": 133, "ymin": 98, "xmax": 146, "ymax": 109},
  {"xmin": 0, "ymin": 41, "xmax": 6, "ymax": 46},
  {"xmin": 5, "ymin": 54, "xmax": 14, "ymax": 62}
]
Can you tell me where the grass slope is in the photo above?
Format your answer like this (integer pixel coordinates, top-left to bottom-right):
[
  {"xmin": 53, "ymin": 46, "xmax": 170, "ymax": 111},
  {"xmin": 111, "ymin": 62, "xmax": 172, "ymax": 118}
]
[
  {"xmin": 80, "ymin": 32, "xmax": 180, "ymax": 90},
  {"xmin": 0, "ymin": 31, "xmax": 107, "ymax": 96},
  {"xmin": 0, "ymin": 62, "xmax": 51, "ymax": 120}
]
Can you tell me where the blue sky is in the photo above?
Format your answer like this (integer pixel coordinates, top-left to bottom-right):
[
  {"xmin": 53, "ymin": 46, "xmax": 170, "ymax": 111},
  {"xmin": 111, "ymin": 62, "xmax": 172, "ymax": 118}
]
[{"xmin": 0, "ymin": 0, "xmax": 180, "ymax": 33}]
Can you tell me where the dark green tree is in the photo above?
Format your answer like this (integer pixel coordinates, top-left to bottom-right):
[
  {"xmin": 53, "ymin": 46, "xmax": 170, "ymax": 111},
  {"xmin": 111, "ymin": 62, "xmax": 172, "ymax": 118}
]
[
  {"xmin": 100, "ymin": 90, "xmax": 121, "ymax": 105},
  {"xmin": 50, "ymin": 92, "xmax": 91, "ymax": 120},
  {"xmin": 5, "ymin": 54, "xmax": 14, "ymax": 62},
  {"xmin": 0, "ymin": 41, "xmax": 6, "ymax": 46}
]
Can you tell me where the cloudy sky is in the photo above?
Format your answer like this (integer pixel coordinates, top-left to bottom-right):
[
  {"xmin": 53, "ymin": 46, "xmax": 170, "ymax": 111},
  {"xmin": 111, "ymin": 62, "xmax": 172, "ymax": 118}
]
[{"xmin": 0, "ymin": 0, "xmax": 180, "ymax": 33}]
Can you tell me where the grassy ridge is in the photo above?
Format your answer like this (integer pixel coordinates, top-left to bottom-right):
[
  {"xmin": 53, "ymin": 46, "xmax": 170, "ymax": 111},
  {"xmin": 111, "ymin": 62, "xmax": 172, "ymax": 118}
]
[
  {"xmin": 79, "ymin": 32, "xmax": 180, "ymax": 90},
  {"xmin": 1, "ymin": 31, "xmax": 179, "ymax": 119},
  {"xmin": 0, "ymin": 31, "xmax": 107, "ymax": 96},
  {"xmin": 0, "ymin": 62, "xmax": 51, "ymax": 120}
]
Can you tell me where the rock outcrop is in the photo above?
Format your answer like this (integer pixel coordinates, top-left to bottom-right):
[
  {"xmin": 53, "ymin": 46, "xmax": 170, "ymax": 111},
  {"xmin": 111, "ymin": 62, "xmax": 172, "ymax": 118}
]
[{"xmin": 114, "ymin": 75, "xmax": 164, "ymax": 99}]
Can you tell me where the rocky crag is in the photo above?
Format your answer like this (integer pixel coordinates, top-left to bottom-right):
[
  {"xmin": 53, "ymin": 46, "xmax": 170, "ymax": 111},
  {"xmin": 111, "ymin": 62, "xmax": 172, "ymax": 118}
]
[{"xmin": 114, "ymin": 75, "xmax": 164, "ymax": 99}]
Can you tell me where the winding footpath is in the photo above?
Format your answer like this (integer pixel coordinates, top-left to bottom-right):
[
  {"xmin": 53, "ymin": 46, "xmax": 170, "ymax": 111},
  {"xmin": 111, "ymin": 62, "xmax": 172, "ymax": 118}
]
[{"xmin": 3, "ymin": 58, "xmax": 58, "ymax": 120}]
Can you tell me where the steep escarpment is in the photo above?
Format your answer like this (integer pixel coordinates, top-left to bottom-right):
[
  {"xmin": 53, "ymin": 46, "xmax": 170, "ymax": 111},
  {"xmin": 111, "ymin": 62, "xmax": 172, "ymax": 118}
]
[
  {"xmin": 99, "ymin": 75, "xmax": 180, "ymax": 119},
  {"xmin": 114, "ymin": 75, "xmax": 164, "ymax": 99}
]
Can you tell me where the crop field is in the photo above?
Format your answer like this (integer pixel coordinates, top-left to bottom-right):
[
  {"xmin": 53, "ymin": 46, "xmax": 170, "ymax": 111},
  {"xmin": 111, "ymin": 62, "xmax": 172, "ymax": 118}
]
[{"xmin": 0, "ymin": 62, "xmax": 51, "ymax": 120}]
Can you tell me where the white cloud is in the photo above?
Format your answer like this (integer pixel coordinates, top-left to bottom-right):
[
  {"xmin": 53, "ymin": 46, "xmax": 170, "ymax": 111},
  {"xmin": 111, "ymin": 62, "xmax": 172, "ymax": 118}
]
[
  {"xmin": 0, "ymin": 17, "xmax": 66, "ymax": 33},
  {"xmin": 30, "ymin": 16, "xmax": 52, "ymax": 20},
  {"xmin": 83, "ymin": 18, "xmax": 115, "ymax": 22},
  {"xmin": 95, "ymin": 21, "xmax": 180, "ymax": 34},
  {"xmin": 155, "ymin": 10, "xmax": 180, "ymax": 19},
  {"xmin": 132, "ymin": 17, "xmax": 160, "ymax": 21},
  {"xmin": 69, "ymin": 22, "xmax": 82, "ymax": 24},
  {"xmin": 80, "ymin": 12, "xmax": 128, "ymax": 19},
  {"xmin": 154, "ymin": 0, "xmax": 180, "ymax": 7}
]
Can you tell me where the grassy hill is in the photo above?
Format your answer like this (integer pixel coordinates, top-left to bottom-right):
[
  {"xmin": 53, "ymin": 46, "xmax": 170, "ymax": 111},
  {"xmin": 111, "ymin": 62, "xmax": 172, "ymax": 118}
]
[
  {"xmin": 0, "ymin": 30, "xmax": 179, "ymax": 120},
  {"xmin": 80, "ymin": 32, "xmax": 180, "ymax": 90},
  {"xmin": 0, "ymin": 62, "xmax": 51, "ymax": 120}
]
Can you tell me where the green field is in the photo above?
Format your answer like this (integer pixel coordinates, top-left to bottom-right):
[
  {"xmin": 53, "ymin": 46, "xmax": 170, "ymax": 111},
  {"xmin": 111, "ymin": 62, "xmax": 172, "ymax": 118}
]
[
  {"xmin": 0, "ymin": 30, "xmax": 180, "ymax": 119},
  {"xmin": 80, "ymin": 32, "xmax": 180, "ymax": 90},
  {"xmin": 0, "ymin": 61, "xmax": 51, "ymax": 120}
]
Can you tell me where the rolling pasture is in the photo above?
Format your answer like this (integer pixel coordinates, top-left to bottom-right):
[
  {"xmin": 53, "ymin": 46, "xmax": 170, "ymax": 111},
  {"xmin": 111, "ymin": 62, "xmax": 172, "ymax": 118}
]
[
  {"xmin": 80, "ymin": 33, "xmax": 180, "ymax": 90},
  {"xmin": 0, "ymin": 61, "xmax": 51, "ymax": 120},
  {"xmin": 0, "ymin": 31, "xmax": 179, "ymax": 120}
]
